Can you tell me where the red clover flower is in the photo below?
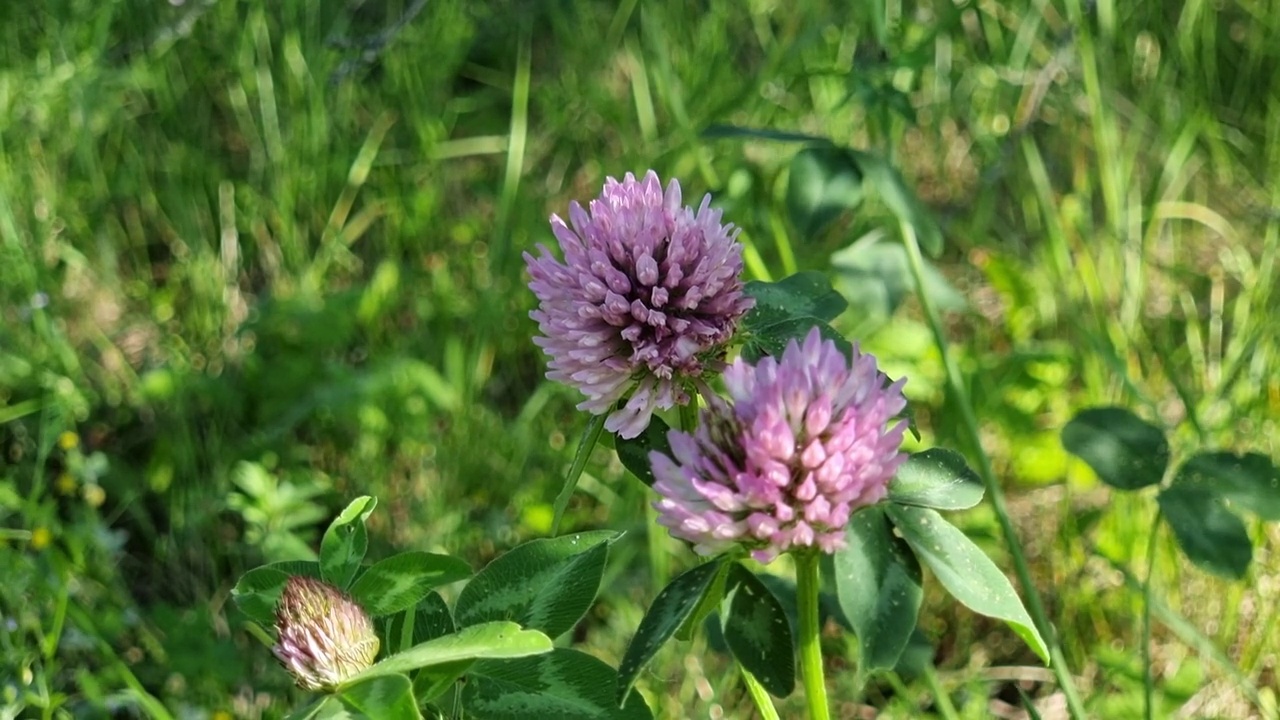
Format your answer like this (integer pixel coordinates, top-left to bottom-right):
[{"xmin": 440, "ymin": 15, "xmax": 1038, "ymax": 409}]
[
  {"xmin": 650, "ymin": 328, "xmax": 908, "ymax": 562},
  {"xmin": 525, "ymin": 171, "xmax": 754, "ymax": 438}
]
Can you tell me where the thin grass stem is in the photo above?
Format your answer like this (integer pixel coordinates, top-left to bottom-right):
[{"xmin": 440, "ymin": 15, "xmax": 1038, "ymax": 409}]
[
  {"xmin": 899, "ymin": 220, "xmax": 1088, "ymax": 719},
  {"xmin": 551, "ymin": 414, "xmax": 607, "ymax": 535},
  {"xmin": 1142, "ymin": 511, "xmax": 1162, "ymax": 720},
  {"xmin": 921, "ymin": 664, "xmax": 961, "ymax": 720}
]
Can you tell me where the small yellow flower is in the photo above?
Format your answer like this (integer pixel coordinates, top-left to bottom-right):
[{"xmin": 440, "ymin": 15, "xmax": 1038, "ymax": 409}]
[
  {"xmin": 30, "ymin": 527, "xmax": 52, "ymax": 550},
  {"xmin": 55, "ymin": 473, "xmax": 78, "ymax": 495},
  {"xmin": 84, "ymin": 484, "xmax": 106, "ymax": 508},
  {"xmin": 211, "ymin": 711, "xmax": 234, "ymax": 720},
  {"xmin": 58, "ymin": 431, "xmax": 80, "ymax": 451}
]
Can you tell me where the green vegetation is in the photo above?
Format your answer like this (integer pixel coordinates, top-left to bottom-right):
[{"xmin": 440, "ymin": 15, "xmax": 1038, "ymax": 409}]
[{"xmin": 2, "ymin": 0, "xmax": 1277, "ymax": 717}]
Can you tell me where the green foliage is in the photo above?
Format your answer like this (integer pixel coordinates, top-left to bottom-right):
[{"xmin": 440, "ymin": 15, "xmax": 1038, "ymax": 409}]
[
  {"xmin": 1063, "ymin": 406, "xmax": 1279, "ymax": 579},
  {"xmin": 830, "ymin": 238, "xmax": 966, "ymax": 335},
  {"xmin": 617, "ymin": 559, "xmax": 726, "ymax": 703},
  {"xmin": 886, "ymin": 450, "xmax": 985, "ymax": 511},
  {"xmin": 4, "ymin": 0, "xmax": 1280, "ymax": 716},
  {"xmin": 613, "ymin": 415, "xmax": 672, "ymax": 488},
  {"xmin": 1062, "ymin": 408, "xmax": 1170, "ymax": 490},
  {"xmin": 1173, "ymin": 452, "xmax": 1280, "ymax": 520},
  {"xmin": 229, "ymin": 498, "xmax": 651, "ymax": 718},
  {"xmin": 719, "ymin": 564, "xmax": 795, "ymax": 697},
  {"xmin": 886, "ymin": 504, "xmax": 1049, "ymax": 664},
  {"xmin": 827, "ymin": 449, "xmax": 1040, "ymax": 674},
  {"xmin": 338, "ymin": 674, "xmax": 419, "ymax": 719},
  {"xmin": 348, "ymin": 622, "xmax": 552, "ymax": 682},
  {"xmin": 453, "ymin": 531, "xmax": 617, "ymax": 639},
  {"xmin": 787, "ymin": 146, "xmax": 865, "ymax": 240},
  {"xmin": 741, "ymin": 271, "xmax": 850, "ymax": 360},
  {"xmin": 227, "ymin": 462, "xmax": 331, "ymax": 564},
  {"xmin": 464, "ymin": 649, "xmax": 654, "ymax": 720},
  {"xmin": 436, "ymin": 629, "xmax": 621, "ymax": 716},
  {"xmin": 383, "ymin": 592, "xmax": 455, "ymax": 655},
  {"xmin": 321, "ymin": 496, "xmax": 378, "ymax": 588},
  {"xmin": 348, "ymin": 552, "xmax": 472, "ymax": 617},
  {"xmin": 232, "ymin": 560, "xmax": 324, "ymax": 627},
  {"xmin": 833, "ymin": 507, "xmax": 923, "ymax": 672},
  {"xmin": 1156, "ymin": 486, "xmax": 1252, "ymax": 580}
]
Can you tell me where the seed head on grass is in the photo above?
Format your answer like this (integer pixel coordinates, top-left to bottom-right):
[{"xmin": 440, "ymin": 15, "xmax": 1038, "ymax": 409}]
[
  {"xmin": 650, "ymin": 328, "xmax": 908, "ymax": 562},
  {"xmin": 273, "ymin": 576, "xmax": 379, "ymax": 692},
  {"xmin": 525, "ymin": 171, "xmax": 754, "ymax": 439}
]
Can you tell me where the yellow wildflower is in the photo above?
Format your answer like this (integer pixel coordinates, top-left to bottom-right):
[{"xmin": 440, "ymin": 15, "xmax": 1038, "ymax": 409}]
[
  {"xmin": 30, "ymin": 527, "xmax": 52, "ymax": 550},
  {"xmin": 55, "ymin": 473, "xmax": 78, "ymax": 495},
  {"xmin": 58, "ymin": 431, "xmax": 80, "ymax": 451},
  {"xmin": 84, "ymin": 484, "xmax": 106, "ymax": 508}
]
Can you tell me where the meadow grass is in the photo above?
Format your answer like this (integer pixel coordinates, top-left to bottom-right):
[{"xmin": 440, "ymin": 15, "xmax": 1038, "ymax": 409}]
[{"xmin": 1, "ymin": 0, "xmax": 1277, "ymax": 717}]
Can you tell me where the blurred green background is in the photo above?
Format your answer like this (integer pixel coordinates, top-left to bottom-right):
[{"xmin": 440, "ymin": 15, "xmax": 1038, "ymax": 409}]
[{"xmin": 2, "ymin": 0, "xmax": 1278, "ymax": 717}]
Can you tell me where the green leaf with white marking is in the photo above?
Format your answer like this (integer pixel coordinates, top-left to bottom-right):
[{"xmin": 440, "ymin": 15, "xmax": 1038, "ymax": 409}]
[
  {"xmin": 720, "ymin": 563, "xmax": 795, "ymax": 697},
  {"xmin": 834, "ymin": 507, "xmax": 923, "ymax": 671},
  {"xmin": 886, "ymin": 505, "xmax": 1048, "ymax": 663},
  {"xmin": 464, "ymin": 648, "xmax": 652, "ymax": 719},
  {"xmin": 454, "ymin": 531, "xmax": 618, "ymax": 639},
  {"xmin": 617, "ymin": 559, "xmax": 725, "ymax": 703},
  {"xmin": 348, "ymin": 551, "xmax": 472, "ymax": 617},
  {"xmin": 321, "ymin": 496, "xmax": 377, "ymax": 588}
]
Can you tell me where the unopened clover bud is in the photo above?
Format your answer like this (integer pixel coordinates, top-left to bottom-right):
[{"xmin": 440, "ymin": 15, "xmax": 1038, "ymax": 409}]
[{"xmin": 272, "ymin": 576, "xmax": 379, "ymax": 691}]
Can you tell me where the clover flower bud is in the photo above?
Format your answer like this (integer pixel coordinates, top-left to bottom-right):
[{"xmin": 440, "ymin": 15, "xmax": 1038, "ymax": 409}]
[{"xmin": 273, "ymin": 576, "xmax": 379, "ymax": 691}]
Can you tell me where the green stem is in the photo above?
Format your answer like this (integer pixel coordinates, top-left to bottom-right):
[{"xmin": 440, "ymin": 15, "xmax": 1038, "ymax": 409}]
[
  {"xmin": 1142, "ymin": 511, "xmax": 1161, "ymax": 720},
  {"xmin": 738, "ymin": 665, "xmax": 781, "ymax": 720},
  {"xmin": 794, "ymin": 551, "xmax": 830, "ymax": 720},
  {"xmin": 551, "ymin": 413, "xmax": 607, "ymax": 535},
  {"xmin": 899, "ymin": 222, "xmax": 1087, "ymax": 719},
  {"xmin": 769, "ymin": 213, "xmax": 797, "ymax": 278},
  {"xmin": 921, "ymin": 665, "xmax": 961, "ymax": 720},
  {"xmin": 644, "ymin": 495, "xmax": 670, "ymax": 590},
  {"xmin": 42, "ymin": 573, "xmax": 69, "ymax": 660}
]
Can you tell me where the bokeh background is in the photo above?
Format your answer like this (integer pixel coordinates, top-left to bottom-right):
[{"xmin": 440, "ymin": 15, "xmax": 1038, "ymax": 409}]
[{"xmin": 2, "ymin": 0, "xmax": 1278, "ymax": 717}]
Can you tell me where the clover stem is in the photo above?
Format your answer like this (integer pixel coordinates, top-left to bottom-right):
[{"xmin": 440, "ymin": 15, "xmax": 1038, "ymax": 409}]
[{"xmin": 795, "ymin": 550, "xmax": 830, "ymax": 720}]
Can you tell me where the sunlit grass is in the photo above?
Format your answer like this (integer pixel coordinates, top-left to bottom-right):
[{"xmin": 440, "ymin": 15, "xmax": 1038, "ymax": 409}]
[{"xmin": 2, "ymin": 0, "xmax": 1278, "ymax": 717}]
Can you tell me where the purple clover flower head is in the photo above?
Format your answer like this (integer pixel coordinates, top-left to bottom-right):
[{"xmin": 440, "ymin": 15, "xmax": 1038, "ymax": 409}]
[
  {"xmin": 525, "ymin": 171, "xmax": 754, "ymax": 439},
  {"xmin": 650, "ymin": 328, "xmax": 908, "ymax": 563},
  {"xmin": 273, "ymin": 576, "xmax": 379, "ymax": 691}
]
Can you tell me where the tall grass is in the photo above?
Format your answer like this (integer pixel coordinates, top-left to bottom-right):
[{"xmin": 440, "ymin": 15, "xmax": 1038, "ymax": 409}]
[{"xmin": 2, "ymin": 0, "xmax": 1277, "ymax": 716}]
